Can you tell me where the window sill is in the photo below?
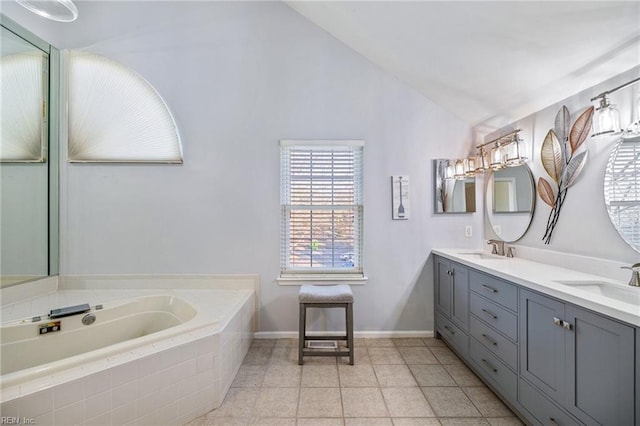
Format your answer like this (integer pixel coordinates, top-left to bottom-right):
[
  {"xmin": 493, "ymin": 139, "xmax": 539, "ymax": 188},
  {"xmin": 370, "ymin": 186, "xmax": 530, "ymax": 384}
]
[{"xmin": 277, "ymin": 274, "xmax": 368, "ymax": 286}]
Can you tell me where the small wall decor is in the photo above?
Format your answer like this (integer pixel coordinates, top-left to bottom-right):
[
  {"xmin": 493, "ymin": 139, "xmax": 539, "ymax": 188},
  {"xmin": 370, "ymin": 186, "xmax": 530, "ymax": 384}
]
[
  {"xmin": 538, "ymin": 105, "xmax": 594, "ymax": 244},
  {"xmin": 391, "ymin": 175, "xmax": 409, "ymax": 219}
]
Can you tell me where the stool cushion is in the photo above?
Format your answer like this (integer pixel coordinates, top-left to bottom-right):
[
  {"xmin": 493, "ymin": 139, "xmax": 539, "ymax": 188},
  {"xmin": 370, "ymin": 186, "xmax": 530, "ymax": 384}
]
[{"xmin": 299, "ymin": 284, "xmax": 354, "ymax": 303}]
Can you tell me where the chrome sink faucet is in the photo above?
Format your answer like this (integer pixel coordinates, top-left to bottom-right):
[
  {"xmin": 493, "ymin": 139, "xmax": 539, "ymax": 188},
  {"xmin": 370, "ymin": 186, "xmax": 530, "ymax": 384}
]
[
  {"xmin": 621, "ymin": 263, "xmax": 640, "ymax": 287},
  {"xmin": 487, "ymin": 239, "xmax": 505, "ymax": 256}
]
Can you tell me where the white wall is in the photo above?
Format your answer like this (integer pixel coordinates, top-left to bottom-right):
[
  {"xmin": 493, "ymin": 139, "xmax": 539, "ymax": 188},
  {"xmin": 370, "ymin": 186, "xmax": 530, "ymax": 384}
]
[
  {"xmin": 37, "ymin": 1, "xmax": 479, "ymax": 333},
  {"xmin": 480, "ymin": 66, "xmax": 640, "ymax": 266}
]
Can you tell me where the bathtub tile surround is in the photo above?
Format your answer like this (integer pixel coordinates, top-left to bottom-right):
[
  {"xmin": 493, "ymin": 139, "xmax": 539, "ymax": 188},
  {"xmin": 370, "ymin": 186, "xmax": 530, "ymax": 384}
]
[
  {"xmin": 0, "ymin": 275, "xmax": 257, "ymax": 425},
  {"xmin": 187, "ymin": 338, "xmax": 523, "ymax": 425}
]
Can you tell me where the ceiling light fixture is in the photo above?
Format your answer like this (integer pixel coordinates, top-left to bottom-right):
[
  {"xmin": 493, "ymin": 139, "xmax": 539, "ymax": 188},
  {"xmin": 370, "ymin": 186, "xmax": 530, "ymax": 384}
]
[{"xmin": 16, "ymin": 0, "xmax": 78, "ymax": 22}]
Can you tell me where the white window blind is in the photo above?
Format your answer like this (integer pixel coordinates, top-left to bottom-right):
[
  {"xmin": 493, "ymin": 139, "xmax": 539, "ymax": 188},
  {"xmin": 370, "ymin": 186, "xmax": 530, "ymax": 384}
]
[
  {"xmin": 67, "ymin": 51, "xmax": 182, "ymax": 163},
  {"xmin": 280, "ymin": 140, "xmax": 364, "ymax": 276}
]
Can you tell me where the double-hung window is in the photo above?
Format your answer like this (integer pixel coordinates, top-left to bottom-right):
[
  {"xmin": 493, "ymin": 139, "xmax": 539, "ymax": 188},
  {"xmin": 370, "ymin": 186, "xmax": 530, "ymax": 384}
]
[{"xmin": 280, "ymin": 140, "xmax": 364, "ymax": 280}]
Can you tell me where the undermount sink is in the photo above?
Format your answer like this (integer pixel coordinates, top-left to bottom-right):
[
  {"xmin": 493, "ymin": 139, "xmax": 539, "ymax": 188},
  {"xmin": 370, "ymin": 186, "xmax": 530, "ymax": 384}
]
[
  {"xmin": 555, "ymin": 280, "xmax": 640, "ymax": 304},
  {"xmin": 456, "ymin": 251, "xmax": 504, "ymax": 260}
]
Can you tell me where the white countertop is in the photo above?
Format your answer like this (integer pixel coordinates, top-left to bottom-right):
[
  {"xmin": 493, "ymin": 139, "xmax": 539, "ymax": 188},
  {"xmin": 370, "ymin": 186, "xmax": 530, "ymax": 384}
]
[{"xmin": 432, "ymin": 248, "xmax": 640, "ymax": 327}]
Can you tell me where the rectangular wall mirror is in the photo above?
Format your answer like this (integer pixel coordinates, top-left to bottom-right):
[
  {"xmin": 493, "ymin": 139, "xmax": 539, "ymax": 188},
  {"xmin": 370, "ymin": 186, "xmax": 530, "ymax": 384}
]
[
  {"xmin": 0, "ymin": 16, "xmax": 59, "ymax": 287},
  {"xmin": 433, "ymin": 159, "xmax": 476, "ymax": 214}
]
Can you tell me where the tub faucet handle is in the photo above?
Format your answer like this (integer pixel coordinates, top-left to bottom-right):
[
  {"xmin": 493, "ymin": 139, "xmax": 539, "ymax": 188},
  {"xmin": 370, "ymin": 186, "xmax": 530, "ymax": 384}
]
[{"xmin": 621, "ymin": 263, "xmax": 640, "ymax": 287}]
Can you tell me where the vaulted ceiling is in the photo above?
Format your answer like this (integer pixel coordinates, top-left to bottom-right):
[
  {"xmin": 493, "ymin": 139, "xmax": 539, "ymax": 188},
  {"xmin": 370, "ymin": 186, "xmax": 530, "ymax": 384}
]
[{"xmin": 285, "ymin": 1, "xmax": 640, "ymax": 127}]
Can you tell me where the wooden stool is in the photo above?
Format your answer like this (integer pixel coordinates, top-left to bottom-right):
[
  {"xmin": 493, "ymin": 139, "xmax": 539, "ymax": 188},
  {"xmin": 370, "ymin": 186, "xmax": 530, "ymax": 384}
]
[{"xmin": 298, "ymin": 284, "xmax": 354, "ymax": 365}]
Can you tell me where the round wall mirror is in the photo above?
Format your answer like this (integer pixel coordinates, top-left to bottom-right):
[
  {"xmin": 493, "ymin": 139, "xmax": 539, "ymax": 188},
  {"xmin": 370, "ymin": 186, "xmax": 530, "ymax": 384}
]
[
  {"xmin": 486, "ymin": 164, "xmax": 536, "ymax": 242},
  {"xmin": 604, "ymin": 135, "xmax": 640, "ymax": 253}
]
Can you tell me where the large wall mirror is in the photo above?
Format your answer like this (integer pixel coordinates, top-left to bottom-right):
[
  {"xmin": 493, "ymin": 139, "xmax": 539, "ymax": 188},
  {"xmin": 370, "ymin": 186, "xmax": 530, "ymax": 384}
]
[
  {"xmin": 486, "ymin": 164, "xmax": 535, "ymax": 242},
  {"xmin": 434, "ymin": 159, "xmax": 476, "ymax": 214},
  {"xmin": 0, "ymin": 16, "xmax": 59, "ymax": 287},
  {"xmin": 605, "ymin": 135, "xmax": 640, "ymax": 253}
]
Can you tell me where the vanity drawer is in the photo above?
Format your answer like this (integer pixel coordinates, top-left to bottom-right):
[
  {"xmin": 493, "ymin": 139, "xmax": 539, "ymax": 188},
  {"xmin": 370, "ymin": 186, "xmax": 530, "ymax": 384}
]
[
  {"xmin": 470, "ymin": 293, "xmax": 518, "ymax": 341},
  {"xmin": 519, "ymin": 378, "xmax": 581, "ymax": 426},
  {"xmin": 470, "ymin": 315, "xmax": 518, "ymax": 370},
  {"xmin": 435, "ymin": 312, "xmax": 468, "ymax": 356},
  {"xmin": 470, "ymin": 270, "xmax": 518, "ymax": 312},
  {"xmin": 470, "ymin": 338, "xmax": 517, "ymax": 399}
]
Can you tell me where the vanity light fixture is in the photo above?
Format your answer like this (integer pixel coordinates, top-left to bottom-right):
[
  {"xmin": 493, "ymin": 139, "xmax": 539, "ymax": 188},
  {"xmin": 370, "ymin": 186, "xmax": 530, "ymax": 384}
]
[
  {"xmin": 454, "ymin": 159, "xmax": 466, "ymax": 179},
  {"xmin": 505, "ymin": 133, "xmax": 528, "ymax": 167},
  {"xmin": 592, "ymin": 95, "xmax": 621, "ymax": 137},
  {"xmin": 479, "ymin": 129, "xmax": 526, "ymax": 171},
  {"xmin": 464, "ymin": 157, "xmax": 476, "ymax": 177},
  {"xmin": 474, "ymin": 147, "xmax": 490, "ymax": 172},
  {"xmin": 448, "ymin": 129, "xmax": 525, "ymax": 178},
  {"xmin": 16, "ymin": 0, "xmax": 78, "ymax": 22},
  {"xmin": 445, "ymin": 160, "xmax": 455, "ymax": 180},
  {"xmin": 591, "ymin": 76, "xmax": 640, "ymax": 138},
  {"xmin": 490, "ymin": 142, "xmax": 506, "ymax": 170}
]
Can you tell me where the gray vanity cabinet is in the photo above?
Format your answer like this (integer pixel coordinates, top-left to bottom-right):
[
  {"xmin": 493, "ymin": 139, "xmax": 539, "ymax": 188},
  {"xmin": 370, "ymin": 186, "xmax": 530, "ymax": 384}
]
[
  {"xmin": 520, "ymin": 289, "xmax": 635, "ymax": 425},
  {"xmin": 434, "ymin": 254, "xmax": 638, "ymax": 426}
]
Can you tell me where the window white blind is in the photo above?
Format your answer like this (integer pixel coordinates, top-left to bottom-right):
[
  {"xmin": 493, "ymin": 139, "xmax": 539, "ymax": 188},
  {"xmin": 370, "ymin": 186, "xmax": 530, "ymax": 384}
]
[
  {"xmin": 280, "ymin": 140, "xmax": 364, "ymax": 275},
  {"xmin": 604, "ymin": 137, "xmax": 640, "ymax": 250}
]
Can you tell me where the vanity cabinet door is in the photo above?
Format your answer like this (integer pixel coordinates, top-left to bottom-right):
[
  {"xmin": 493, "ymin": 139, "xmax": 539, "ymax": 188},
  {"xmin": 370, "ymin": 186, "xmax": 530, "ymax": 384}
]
[
  {"xmin": 435, "ymin": 256, "xmax": 452, "ymax": 316},
  {"xmin": 434, "ymin": 256, "xmax": 468, "ymax": 331},
  {"xmin": 520, "ymin": 290, "xmax": 566, "ymax": 403},
  {"xmin": 564, "ymin": 305, "xmax": 635, "ymax": 425},
  {"xmin": 450, "ymin": 263, "xmax": 469, "ymax": 332}
]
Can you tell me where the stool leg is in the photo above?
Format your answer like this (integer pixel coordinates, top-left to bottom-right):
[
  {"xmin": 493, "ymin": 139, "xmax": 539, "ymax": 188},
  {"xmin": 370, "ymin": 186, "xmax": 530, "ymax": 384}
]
[
  {"xmin": 298, "ymin": 303, "xmax": 305, "ymax": 365},
  {"xmin": 347, "ymin": 303, "xmax": 354, "ymax": 365}
]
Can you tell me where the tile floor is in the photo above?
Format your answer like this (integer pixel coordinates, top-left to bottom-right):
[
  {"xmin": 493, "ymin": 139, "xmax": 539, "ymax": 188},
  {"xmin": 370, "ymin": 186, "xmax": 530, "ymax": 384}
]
[{"xmin": 186, "ymin": 338, "xmax": 524, "ymax": 426}]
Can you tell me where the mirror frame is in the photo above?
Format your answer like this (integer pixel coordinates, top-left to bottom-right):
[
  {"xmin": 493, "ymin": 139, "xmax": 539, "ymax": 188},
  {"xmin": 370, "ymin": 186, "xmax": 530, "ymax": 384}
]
[
  {"xmin": 1, "ymin": 15, "xmax": 59, "ymax": 285},
  {"xmin": 485, "ymin": 163, "xmax": 536, "ymax": 243}
]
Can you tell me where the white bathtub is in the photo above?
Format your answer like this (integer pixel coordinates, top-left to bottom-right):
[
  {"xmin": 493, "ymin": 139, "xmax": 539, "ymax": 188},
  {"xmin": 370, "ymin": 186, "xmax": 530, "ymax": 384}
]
[
  {"xmin": 1, "ymin": 295, "xmax": 198, "ymax": 382},
  {"xmin": 0, "ymin": 275, "xmax": 257, "ymax": 425}
]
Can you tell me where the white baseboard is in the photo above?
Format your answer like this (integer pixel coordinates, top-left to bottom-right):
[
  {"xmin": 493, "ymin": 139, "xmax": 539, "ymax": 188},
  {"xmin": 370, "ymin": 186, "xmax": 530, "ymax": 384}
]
[{"xmin": 254, "ymin": 330, "xmax": 434, "ymax": 339}]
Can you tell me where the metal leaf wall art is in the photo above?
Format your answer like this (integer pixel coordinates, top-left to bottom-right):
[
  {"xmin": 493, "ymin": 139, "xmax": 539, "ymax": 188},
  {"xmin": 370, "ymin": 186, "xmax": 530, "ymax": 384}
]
[{"xmin": 538, "ymin": 105, "xmax": 594, "ymax": 244}]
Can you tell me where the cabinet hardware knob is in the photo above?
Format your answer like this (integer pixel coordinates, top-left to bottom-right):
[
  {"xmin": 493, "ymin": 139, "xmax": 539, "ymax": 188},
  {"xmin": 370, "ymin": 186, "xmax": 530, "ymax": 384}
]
[
  {"xmin": 562, "ymin": 321, "xmax": 572, "ymax": 331},
  {"xmin": 481, "ymin": 284, "xmax": 497, "ymax": 293},
  {"xmin": 553, "ymin": 317, "xmax": 563, "ymax": 327},
  {"xmin": 481, "ymin": 309, "xmax": 498, "ymax": 320},
  {"xmin": 481, "ymin": 333, "xmax": 498, "ymax": 346},
  {"xmin": 549, "ymin": 418, "xmax": 558, "ymax": 425},
  {"xmin": 443, "ymin": 325, "xmax": 455, "ymax": 335},
  {"xmin": 481, "ymin": 358, "xmax": 498, "ymax": 373}
]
